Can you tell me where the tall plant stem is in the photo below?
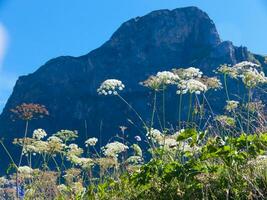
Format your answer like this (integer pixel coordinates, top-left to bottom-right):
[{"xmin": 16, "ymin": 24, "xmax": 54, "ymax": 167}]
[
  {"xmin": 162, "ymin": 88, "xmax": 166, "ymax": 130},
  {"xmin": 178, "ymin": 94, "xmax": 183, "ymax": 130},
  {"xmin": 16, "ymin": 120, "xmax": 29, "ymax": 199},
  {"xmin": 18, "ymin": 120, "xmax": 29, "ymax": 167},
  {"xmin": 150, "ymin": 91, "xmax": 157, "ymax": 129},
  {"xmin": 187, "ymin": 93, "xmax": 193, "ymax": 124},
  {"xmin": 224, "ymin": 74, "xmax": 230, "ymax": 100},
  {"xmin": 117, "ymin": 94, "xmax": 148, "ymax": 130},
  {"xmin": 247, "ymin": 88, "xmax": 252, "ymax": 134}
]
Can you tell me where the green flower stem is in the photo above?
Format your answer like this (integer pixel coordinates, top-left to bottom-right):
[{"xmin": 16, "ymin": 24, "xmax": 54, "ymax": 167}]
[
  {"xmin": 187, "ymin": 93, "xmax": 193, "ymax": 124},
  {"xmin": 178, "ymin": 93, "xmax": 183, "ymax": 130}
]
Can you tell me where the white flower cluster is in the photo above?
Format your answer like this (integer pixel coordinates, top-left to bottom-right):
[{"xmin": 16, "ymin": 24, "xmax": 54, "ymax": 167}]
[
  {"xmin": 85, "ymin": 137, "xmax": 98, "ymax": 147},
  {"xmin": 225, "ymin": 100, "xmax": 239, "ymax": 112},
  {"xmin": 174, "ymin": 67, "xmax": 203, "ymax": 80},
  {"xmin": 141, "ymin": 71, "xmax": 179, "ymax": 90},
  {"xmin": 33, "ymin": 129, "xmax": 47, "ymax": 140},
  {"xmin": 218, "ymin": 61, "xmax": 266, "ymax": 88},
  {"xmin": 177, "ymin": 79, "xmax": 207, "ymax": 94},
  {"xmin": 156, "ymin": 71, "xmax": 180, "ymax": 85},
  {"xmin": 240, "ymin": 68, "xmax": 267, "ymax": 88},
  {"xmin": 18, "ymin": 166, "xmax": 33, "ymax": 175},
  {"xmin": 97, "ymin": 79, "xmax": 125, "ymax": 95},
  {"xmin": 70, "ymin": 156, "xmax": 94, "ymax": 169},
  {"xmin": 102, "ymin": 141, "xmax": 129, "ymax": 157},
  {"xmin": 146, "ymin": 128, "xmax": 164, "ymax": 144},
  {"xmin": 163, "ymin": 138, "xmax": 178, "ymax": 149},
  {"xmin": 234, "ymin": 61, "xmax": 260, "ymax": 70}
]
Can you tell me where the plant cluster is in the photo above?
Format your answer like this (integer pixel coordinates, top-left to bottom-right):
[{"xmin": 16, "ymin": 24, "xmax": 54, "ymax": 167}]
[{"xmin": 1, "ymin": 61, "xmax": 267, "ymax": 199}]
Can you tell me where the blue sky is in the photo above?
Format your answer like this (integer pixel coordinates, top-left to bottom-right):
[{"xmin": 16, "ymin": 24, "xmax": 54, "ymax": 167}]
[{"xmin": 0, "ymin": 0, "xmax": 267, "ymax": 110}]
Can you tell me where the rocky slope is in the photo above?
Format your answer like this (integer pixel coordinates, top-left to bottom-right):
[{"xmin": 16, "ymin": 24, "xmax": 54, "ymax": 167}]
[{"xmin": 0, "ymin": 6, "xmax": 266, "ymax": 147}]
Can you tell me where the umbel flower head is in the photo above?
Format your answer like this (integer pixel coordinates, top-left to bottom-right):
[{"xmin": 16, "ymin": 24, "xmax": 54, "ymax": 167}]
[
  {"xmin": 225, "ymin": 100, "xmax": 239, "ymax": 112},
  {"xmin": 10, "ymin": 103, "xmax": 49, "ymax": 121},
  {"xmin": 218, "ymin": 61, "xmax": 267, "ymax": 88},
  {"xmin": 173, "ymin": 67, "xmax": 203, "ymax": 80},
  {"xmin": 85, "ymin": 137, "xmax": 98, "ymax": 147},
  {"xmin": 198, "ymin": 76, "xmax": 222, "ymax": 91},
  {"xmin": 141, "ymin": 71, "xmax": 179, "ymax": 91},
  {"xmin": 32, "ymin": 129, "xmax": 47, "ymax": 140},
  {"xmin": 102, "ymin": 141, "xmax": 129, "ymax": 157},
  {"xmin": 177, "ymin": 79, "xmax": 207, "ymax": 95},
  {"xmin": 97, "ymin": 79, "xmax": 125, "ymax": 95}
]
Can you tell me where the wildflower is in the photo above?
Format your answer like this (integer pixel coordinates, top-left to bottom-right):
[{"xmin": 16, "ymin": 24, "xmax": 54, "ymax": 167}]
[
  {"xmin": 134, "ymin": 135, "xmax": 141, "ymax": 142},
  {"xmin": 126, "ymin": 156, "xmax": 143, "ymax": 164},
  {"xmin": 57, "ymin": 184, "xmax": 68, "ymax": 193},
  {"xmin": 97, "ymin": 79, "xmax": 125, "ymax": 95},
  {"xmin": 97, "ymin": 157, "xmax": 118, "ymax": 169},
  {"xmin": 67, "ymin": 144, "xmax": 83, "ymax": 157},
  {"xmin": 10, "ymin": 103, "xmax": 49, "ymax": 121},
  {"xmin": 146, "ymin": 128, "xmax": 164, "ymax": 144},
  {"xmin": 225, "ymin": 100, "xmax": 239, "ymax": 112},
  {"xmin": 163, "ymin": 138, "xmax": 178, "ymax": 149},
  {"xmin": 240, "ymin": 68, "xmax": 267, "ymax": 88},
  {"xmin": 18, "ymin": 166, "xmax": 33, "ymax": 178},
  {"xmin": 217, "ymin": 64, "xmax": 238, "ymax": 78},
  {"xmin": 131, "ymin": 144, "xmax": 142, "ymax": 157},
  {"xmin": 31, "ymin": 140, "xmax": 48, "ymax": 154},
  {"xmin": 177, "ymin": 79, "xmax": 207, "ymax": 94},
  {"xmin": 102, "ymin": 141, "xmax": 128, "ymax": 157},
  {"xmin": 32, "ymin": 129, "xmax": 47, "ymax": 140},
  {"xmin": 246, "ymin": 101, "xmax": 265, "ymax": 113},
  {"xmin": 47, "ymin": 136, "xmax": 64, "ymax": 153},
  {"xmin": 156, "ymin": 71, "xmax": 180, "ymax": 85},
  {"xmin": 54, "ymin": 130, "xmax": 78, "ymax": 142},
  {"xmin": 198, "ymin": 77, "xmax": 222, "ymax": 90},
  {"xmin": 173, "ymin": 67, "xmax": 203, "ymax": 80},
  {"xmin": 218, "ymin": 61, "xmax": 266, "ymax": 88},
  {"xmin": 233, "ymin": 61, "xmax": 260, "ymax": 70},
  {"xmin": 85, "ymin": 137, "xmax": 98, "ymax": 147},
  {"xmin": 69, "ymin": 156, "xmax": 94, "ymax": 169},
  {"xmin": 71, "ymin": 182, "xmax": 86, "ymax": 196},
  {"xmin": 215, "ymin": 115, "xmax": 235, "ymax": 127},
  {"xmin": 141, "ymin": 71, "xmax": 179, "ymax": 90}
]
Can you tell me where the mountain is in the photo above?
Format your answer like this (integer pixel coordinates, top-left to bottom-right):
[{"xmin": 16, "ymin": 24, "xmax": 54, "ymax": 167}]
[{"xmin": 0, "ymin": 6, "xmax": 266, "ymax": 152}]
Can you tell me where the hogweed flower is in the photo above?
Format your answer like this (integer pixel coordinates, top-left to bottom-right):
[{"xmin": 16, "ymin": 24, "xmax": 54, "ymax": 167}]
[
  {"xmin": 218, "ymin": 61, "xmax": 266, "ymax": 88},
  {"xmin": 173, "ymin": 67, "xmax": 203, "ymax": 80},
  {"xmin": 47, "ymin": 136, "xmax": 64, "ymax": 153},
  {"xmin": 198, "ymin": 76, "xmax": 222, "ymax": 90},
  {"xmin": 163, "ymin": 138, "xmax": 178, "ymax": 149},
  {"xmin": 97, "ymin": 79, "xmax": 125, "ymax": 95},
  {"xmin": 225, "ymin": 100, "xmax": 239, "ymax": 112},
  {"xmin": 245, "ymin": 101, "xmax": 265, "ymax": 113},
  {"xmin": 215, "ymin": 115, "xmax": 235, "ymax": 127},
  {"xmin": 10, "ymin": 103, "xmax": 49, "ymax": 121},
  {"xmin": 141, "ymin": 71, "xmax": 179, "ymax": 91},
  {"xmin": 131, "ymin": 144, "xmax": 142, "ymax": 157},
  {"xmin": 18, "ymin": 166, "xmax": 33, "ymax": 177},
  {"xmin": 217, "ymin": 64, "xmax": 238, "ymax": 78},
  {"xmin": 32, "ymin": 129, "xmax": 47, "ymax": 140},
  {"xmin": 102, "ymin": 141, "xmax": 128, "ymax": 157},
  {"xmin": 240, "ymin": 68, "xmax": 267, "ymax": 88},
  {"xmin": 177, "ymin": 79, "xmax": 207, "ymax": 95},
  {"xmin": 54, "ymin": 130, "xmax": 78, "ymax": 142},
  {"xmin": 155, "ymin": 71, "xmax": 180, "ymax": 85},
  {"xmin": 85, "ymin": 137, "xmax": 98, "ymax": 147},
  {"xmin": 233, "ymin": 61, "xmax": 260, "ymax": 70},
  {"xmin": 146, "ymin": 128, "xmax": 164, "ymax": 144}
]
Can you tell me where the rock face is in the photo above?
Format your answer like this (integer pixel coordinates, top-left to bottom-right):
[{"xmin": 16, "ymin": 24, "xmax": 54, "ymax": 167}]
[{"xmin": 0, "ymin": 6, "xmax": 266, "ymax": 146}]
